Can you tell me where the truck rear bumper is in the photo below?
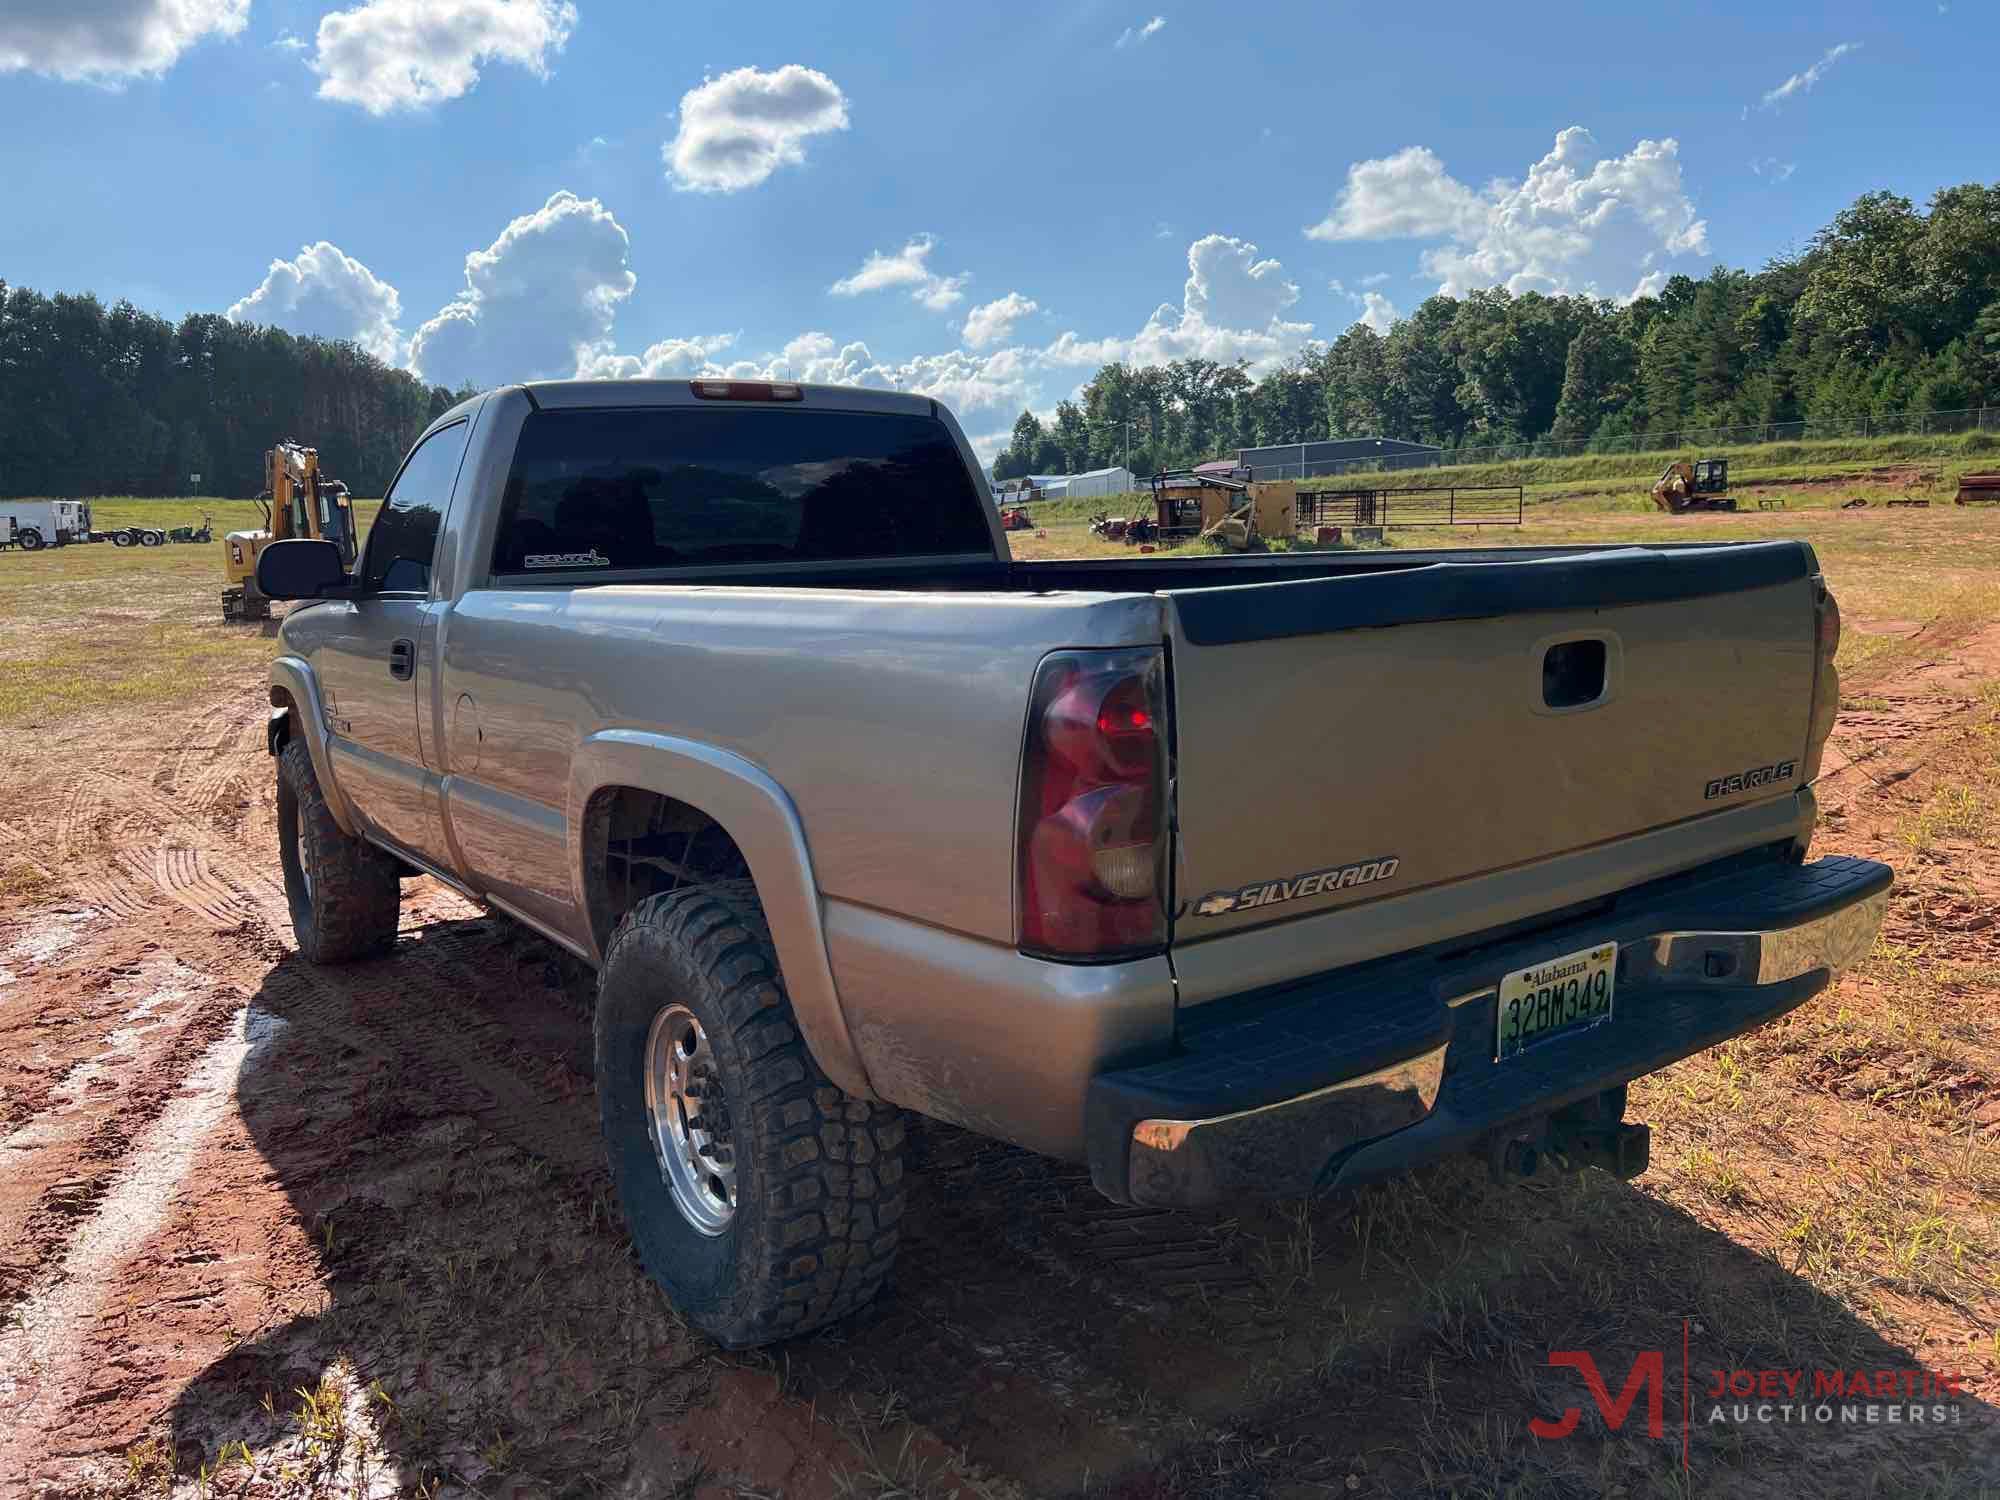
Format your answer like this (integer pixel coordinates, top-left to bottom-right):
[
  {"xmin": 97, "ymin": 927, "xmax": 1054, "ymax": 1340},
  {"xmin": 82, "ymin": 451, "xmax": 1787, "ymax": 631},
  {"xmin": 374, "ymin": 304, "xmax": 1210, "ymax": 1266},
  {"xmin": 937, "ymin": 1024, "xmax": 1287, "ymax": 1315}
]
[{"xmin": 1086, "ymin": 851, "xmax": 1891, "ymax": 1208}]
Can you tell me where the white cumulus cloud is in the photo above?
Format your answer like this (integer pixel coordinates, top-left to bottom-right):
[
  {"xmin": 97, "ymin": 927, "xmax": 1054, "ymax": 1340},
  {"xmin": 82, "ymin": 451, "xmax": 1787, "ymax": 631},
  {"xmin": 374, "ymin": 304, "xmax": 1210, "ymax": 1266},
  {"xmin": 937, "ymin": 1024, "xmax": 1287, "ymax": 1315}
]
[
  {"xmin": 313, "ymin": 0, "xmax": 575, "ymax": 114},
  {"xmin": 961, "ymin": 292, "xmax": 1039, "ymax": 349},
  {"xmin": 1760, "ymin": 42, "xmax": 1860, "ymax": 110},
  {"xmin": 665, "ymin": 64, "xmax": 849, "ymax": 193},
  {"xmin": 0, "ymin": 0, "xmax": 247, "ymax": 82},
  {"xmin": 829, "ymin": 235, "xmax": 968, "ymax": 311},
  {"xmin": 574, "ymin": 333, "xmax": 741, "ymax": 380},
  {"xmin": 1305, "ymin": 146, "xmax": 1484, "ymax": 242},
  {"xmin": 576, "ymin": 233, "xmax": 1311, "ymax": 433},
  {"xmin": 228, "ymin": 241, "xmax": 405, "ymax": 363},
  {"xmin": 1041, "ymin": 233, "xmax": 1313, "ymax": 374},
  {"xmin": 1347, "ymin": 290, "xmax": 1397, "ymax": 333},
  {"xmin": 1115, "ymin": 15, "xmax": 1166, "ymax": 47},
  {"xmin": 1307, "ymin": 128, "xmax": 1707, "ymax": 303},
  {"xmin": 409, "ymin": 190, "xmax": 635, "ymax": 389}
]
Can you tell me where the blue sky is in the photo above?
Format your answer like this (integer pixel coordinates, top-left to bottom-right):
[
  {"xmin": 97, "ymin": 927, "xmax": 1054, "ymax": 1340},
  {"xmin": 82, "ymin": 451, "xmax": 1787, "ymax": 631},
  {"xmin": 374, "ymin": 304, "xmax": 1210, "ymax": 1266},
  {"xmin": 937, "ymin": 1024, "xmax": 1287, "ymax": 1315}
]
[{"xmin": 1, "ymin": 0, "xmax": 1992, "ymax": 455}]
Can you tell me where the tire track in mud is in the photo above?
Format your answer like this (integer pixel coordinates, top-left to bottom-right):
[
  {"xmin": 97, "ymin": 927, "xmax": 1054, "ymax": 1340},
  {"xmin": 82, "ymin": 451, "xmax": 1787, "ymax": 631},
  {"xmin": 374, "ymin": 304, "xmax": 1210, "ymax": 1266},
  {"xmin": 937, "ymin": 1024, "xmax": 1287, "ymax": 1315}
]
[
  {"xmin": 0, "ymin": 998, "xmax": 263, "ymax": 1475},
  {"xmin": 47, "ymin": 780, "xmax": 156, "ymax": 921},
  {"xmin": 166, "ymin": 695, "xmax": 265, "ymax": 816},
  {"xmin": 0, "ymin": 957, "xmax": 244, "ymax": 1327},
  {"xmin": 49, "ymin": 765, "xmax": 290, "ymax": 933},
  {"xmin": 247, "ymin": 926, "xmax": 610, "ymax": 1185},
  {"xmin": 914, "ymin": 1125, "xmax": 1263, "ymax": 1299},
  {"xmin": 121, "ymin": 846, "xmax": 254, "ymax": 931}
]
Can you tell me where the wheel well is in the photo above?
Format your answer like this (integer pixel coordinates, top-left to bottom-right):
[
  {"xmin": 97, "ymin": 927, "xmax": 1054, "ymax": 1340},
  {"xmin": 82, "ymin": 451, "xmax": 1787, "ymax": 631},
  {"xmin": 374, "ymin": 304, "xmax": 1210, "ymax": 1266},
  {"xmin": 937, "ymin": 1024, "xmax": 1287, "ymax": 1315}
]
[
  {"xmin": 582, "ymin": 787, "xmax": 752, "ymax": 953},
  {"xmin": 268, "ymin": 688, "xmax": 298, "ymax": 753}
]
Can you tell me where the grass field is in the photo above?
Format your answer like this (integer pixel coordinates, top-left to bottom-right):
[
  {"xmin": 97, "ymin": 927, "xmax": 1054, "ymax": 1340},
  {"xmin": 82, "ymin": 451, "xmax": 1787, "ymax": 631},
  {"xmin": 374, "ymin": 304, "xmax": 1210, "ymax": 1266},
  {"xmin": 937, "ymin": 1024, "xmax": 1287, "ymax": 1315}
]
[
  {"xmin": 0, "ymin": 496, "xmax": 378, "ymax": 727},
  {"xmin": 1009, "ymin": 428, "xmax": 1999, "ymax": 527}
]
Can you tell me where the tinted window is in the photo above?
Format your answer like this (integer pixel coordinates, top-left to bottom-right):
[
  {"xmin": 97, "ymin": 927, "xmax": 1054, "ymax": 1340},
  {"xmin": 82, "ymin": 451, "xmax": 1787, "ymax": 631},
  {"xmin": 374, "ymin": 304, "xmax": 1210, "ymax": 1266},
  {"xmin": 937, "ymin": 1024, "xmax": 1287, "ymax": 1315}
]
[
  {"xmin": 363, "ymin": 420, "xmax": 469, "ymax": 593},
  {"xmin": 492, "ymin": 407, "xmax": 991, "ymax": 574}
]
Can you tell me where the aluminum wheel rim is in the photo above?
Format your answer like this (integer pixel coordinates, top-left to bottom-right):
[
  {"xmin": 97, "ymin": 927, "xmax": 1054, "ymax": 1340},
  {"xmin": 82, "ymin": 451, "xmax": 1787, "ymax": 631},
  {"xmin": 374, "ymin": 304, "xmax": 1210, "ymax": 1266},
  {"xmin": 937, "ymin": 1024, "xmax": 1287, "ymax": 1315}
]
[{"xmin": 644, "ymin": 1003, "xmax": 736, "ymax": 1235}]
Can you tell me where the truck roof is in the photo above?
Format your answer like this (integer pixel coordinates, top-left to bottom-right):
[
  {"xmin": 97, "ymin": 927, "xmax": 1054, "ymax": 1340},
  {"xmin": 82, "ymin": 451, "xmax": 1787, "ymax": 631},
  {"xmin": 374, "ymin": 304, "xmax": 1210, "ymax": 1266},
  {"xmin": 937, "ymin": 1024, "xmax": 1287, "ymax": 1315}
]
[{"xmin": 517, "ymin": 379, "xmax": 937, "ymax": 418}]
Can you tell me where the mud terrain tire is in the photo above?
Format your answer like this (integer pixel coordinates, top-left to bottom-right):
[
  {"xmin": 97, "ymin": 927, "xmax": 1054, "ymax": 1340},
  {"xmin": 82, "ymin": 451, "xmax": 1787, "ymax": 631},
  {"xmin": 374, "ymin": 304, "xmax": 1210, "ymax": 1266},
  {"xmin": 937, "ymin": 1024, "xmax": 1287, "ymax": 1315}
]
[
  {"xmin": 596, "ymin": 882, "xmax": 904, "ymax": 1347},
  {"xmin": 276, "ymin": 739, "xmax": 400, "ymax": 962}
]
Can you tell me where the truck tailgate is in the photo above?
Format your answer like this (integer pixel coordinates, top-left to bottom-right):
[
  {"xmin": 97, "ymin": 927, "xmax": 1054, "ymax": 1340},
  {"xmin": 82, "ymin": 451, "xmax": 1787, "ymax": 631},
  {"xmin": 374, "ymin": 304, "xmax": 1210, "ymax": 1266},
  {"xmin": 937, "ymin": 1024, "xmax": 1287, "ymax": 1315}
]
[{"xmin": 1162, "ymin": 543, "xmax": 1820, "ymax": 942}]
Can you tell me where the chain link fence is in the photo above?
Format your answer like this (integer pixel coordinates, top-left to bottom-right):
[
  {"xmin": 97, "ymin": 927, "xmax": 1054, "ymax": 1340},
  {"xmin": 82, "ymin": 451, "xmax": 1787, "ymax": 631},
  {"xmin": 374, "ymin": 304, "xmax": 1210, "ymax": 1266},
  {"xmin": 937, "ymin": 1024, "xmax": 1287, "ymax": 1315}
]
[{"xmin": 1243, "ymin": 405, "xmax": 2000, "ymax": 482}]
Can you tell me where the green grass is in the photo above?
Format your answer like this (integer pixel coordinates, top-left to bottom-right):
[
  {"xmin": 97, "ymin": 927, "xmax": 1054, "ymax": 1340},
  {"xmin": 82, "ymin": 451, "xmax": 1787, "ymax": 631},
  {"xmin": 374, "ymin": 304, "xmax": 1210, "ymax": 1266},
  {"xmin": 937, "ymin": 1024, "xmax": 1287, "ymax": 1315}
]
[
  {"xmin": 0, "ymin": 495, "xmax": 379, "ymax": 728},
  {"xmin": 1003, "ymin": 428, "xmax": 1999, "ymax": 527},
  {"xmin": 1250, "ymin": 427, "xmax": 2000, "ymax": 497}
]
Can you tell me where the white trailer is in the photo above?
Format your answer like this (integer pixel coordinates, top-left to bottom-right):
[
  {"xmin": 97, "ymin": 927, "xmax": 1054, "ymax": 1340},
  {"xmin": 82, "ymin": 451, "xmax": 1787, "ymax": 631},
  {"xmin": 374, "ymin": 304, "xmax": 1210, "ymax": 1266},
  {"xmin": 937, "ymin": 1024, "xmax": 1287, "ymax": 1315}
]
[{"xmin": 0, "ymin": 499, "xmax": 94, "ymax": 550}]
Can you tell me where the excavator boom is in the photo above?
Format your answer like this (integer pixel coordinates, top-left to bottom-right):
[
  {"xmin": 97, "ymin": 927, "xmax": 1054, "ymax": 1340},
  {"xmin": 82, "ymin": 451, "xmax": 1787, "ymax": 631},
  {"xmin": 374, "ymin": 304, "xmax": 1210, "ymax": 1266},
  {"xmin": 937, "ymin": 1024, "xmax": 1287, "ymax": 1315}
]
[{"xmin": 224, "ymin": 441, "xmax": 358, "ymax": 621}]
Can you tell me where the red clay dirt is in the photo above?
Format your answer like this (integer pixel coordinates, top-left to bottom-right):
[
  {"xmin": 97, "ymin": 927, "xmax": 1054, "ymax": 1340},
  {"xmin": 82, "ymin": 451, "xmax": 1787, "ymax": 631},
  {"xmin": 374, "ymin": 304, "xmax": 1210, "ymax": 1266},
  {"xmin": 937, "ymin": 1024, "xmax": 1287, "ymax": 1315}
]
[{"xmin": 0, "ymin": 636, "xmax": 1995, "ymax": 1496}]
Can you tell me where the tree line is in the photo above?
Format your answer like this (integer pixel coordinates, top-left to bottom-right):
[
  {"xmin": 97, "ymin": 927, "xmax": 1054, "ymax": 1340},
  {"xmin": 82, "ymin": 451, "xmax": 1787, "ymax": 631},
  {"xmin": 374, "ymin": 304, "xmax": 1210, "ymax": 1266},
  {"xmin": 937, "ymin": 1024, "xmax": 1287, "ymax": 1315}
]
[
  {"xmin": 992, "ymin": 182, "xmax": 2000, "ymax": 480},
  {"xmin": 0, "ymin": 282, "xmax": 471, "ymax": 499}
]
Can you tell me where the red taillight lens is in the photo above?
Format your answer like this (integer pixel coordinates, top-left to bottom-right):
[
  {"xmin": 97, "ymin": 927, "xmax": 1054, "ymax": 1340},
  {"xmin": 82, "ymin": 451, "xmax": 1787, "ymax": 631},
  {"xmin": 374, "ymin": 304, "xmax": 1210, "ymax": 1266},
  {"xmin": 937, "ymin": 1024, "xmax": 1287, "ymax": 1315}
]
[{"xmin": 1019, "ymin": 648, "xmax": 1168, "ymax": 960}]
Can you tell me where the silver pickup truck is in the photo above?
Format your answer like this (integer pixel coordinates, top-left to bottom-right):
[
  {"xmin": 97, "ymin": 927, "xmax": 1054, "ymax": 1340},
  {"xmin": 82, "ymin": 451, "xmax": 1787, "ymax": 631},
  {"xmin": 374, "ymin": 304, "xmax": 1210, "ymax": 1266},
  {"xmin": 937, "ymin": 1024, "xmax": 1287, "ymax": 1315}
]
[{"xmin": 256, "ymin": 378, "xmax": 1890, "ymax": 1347}]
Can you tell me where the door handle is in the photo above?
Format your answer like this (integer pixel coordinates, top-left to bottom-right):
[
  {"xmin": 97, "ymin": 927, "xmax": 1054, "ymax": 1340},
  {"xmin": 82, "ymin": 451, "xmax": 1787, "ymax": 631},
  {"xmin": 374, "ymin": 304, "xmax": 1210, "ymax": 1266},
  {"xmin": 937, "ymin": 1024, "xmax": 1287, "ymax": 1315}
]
[{"xmin": 388, "ymin": 638, "xmax": 415, "ymax": 681}]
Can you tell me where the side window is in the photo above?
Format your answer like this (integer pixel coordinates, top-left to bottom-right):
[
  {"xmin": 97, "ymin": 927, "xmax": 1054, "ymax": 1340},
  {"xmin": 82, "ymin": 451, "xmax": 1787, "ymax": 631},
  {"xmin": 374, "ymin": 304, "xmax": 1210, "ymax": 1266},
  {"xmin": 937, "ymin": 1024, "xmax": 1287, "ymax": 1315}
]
[{"xmin": 361, "ymin": 421, "xmax": 470, "ymax": 594}]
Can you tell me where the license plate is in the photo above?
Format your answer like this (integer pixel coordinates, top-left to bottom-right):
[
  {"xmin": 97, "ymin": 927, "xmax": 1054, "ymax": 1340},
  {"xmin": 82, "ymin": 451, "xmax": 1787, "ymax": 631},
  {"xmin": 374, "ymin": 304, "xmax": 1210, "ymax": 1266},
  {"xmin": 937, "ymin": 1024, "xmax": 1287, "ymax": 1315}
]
[{"xmin": 1495, "ymin": 941, "xmax": 1617, "ymax": 1060}]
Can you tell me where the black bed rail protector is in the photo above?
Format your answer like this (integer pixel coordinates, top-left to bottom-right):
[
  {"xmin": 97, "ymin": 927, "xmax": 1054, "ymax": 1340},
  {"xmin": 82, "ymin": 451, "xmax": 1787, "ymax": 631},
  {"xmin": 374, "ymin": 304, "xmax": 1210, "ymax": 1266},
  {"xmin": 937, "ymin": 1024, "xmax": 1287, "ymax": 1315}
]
[{"xmin": 1164, "ymin": 540, "xmax": 1814, "ymax": 647}]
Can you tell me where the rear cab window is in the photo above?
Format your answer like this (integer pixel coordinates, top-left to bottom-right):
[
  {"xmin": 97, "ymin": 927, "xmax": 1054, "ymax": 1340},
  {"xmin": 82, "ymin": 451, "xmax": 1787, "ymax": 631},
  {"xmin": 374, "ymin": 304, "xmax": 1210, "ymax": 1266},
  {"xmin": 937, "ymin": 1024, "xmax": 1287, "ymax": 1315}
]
[{"xmin": 490, "ymin": 405, "xmax": 993, "ymax": 578}]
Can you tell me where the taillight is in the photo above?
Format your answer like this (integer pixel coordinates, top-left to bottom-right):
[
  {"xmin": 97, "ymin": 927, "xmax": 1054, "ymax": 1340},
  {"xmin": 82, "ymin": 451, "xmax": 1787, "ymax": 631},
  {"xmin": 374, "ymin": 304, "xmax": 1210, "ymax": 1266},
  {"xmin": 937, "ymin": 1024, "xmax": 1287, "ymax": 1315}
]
[
  {"xmin": 1802, "ymin": 578, "xmax": 1841, "ymax": 783},
  {"xmin": 1018, "ymin": 648, "xmax": 1168, "ymax": 960}
]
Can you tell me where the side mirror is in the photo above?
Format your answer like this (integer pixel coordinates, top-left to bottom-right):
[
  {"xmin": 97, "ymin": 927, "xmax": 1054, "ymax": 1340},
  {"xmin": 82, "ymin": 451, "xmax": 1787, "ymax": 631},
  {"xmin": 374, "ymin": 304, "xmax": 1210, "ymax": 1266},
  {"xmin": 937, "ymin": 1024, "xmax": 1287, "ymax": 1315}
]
[{"xmin": 256, "ymin": 538, "xmax": 350, "ymax": 600}]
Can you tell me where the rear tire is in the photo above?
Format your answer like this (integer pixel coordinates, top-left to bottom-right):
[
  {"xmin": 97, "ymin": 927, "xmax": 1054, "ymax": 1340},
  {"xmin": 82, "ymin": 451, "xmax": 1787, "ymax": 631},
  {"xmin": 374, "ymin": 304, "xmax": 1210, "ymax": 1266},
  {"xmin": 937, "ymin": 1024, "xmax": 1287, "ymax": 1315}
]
[
  {"xmin": 113, "ymin": 530, "xmax": 136, "ymax": 547},
  {"xmin": 276, "ymin": 739, "xmax": 400, "ymax": 963},
  {"xmin": 139, "ymin": 529, "xmax": 163, "ymax": 546},
  {"xmin": 18, "ymin": 528, "xmax": 43, "ymax": 551},
  {"xmin": 596, "ymin": 882, "xmax": 905, "ymax": 1347}
]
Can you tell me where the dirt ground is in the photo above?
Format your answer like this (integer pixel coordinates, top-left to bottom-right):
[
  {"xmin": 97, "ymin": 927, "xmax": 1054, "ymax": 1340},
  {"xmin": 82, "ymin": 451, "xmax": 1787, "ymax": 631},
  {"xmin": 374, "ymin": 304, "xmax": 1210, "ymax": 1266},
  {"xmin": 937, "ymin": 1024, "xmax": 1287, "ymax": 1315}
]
[{"xmin": 1, "ymin": 508, "xmax": 1997, "ymax": 1498}]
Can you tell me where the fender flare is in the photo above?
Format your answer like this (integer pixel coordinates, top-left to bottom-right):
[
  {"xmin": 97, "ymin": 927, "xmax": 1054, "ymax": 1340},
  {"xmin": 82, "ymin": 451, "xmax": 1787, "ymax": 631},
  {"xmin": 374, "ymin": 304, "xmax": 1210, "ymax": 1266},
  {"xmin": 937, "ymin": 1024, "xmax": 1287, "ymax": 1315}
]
[
  {"xmin": 268, "ymin": 656, "xmax": 361, "ymax": 836},
  {"xmin": 568, "ymin": 729, "xmax": 877, "ymax": 1101}
]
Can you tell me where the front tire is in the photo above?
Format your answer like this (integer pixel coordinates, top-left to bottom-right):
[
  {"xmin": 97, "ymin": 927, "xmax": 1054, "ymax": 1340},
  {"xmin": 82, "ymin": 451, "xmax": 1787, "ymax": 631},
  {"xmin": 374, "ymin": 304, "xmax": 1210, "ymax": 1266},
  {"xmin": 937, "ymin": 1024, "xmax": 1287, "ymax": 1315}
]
[
  {"xmin": 596, "ymin": 882, "xmax": 905, "ymax": 1347},
  {"xmin": 276, "ymin": 739, "xmax": 400, "ymax": 962}
]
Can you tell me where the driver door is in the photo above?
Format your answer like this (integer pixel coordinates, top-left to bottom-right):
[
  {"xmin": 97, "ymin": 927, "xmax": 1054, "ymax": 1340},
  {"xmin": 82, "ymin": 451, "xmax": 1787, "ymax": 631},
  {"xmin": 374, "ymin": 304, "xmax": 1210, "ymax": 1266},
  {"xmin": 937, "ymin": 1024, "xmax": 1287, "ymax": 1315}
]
[{"xmin": 313, "ymin": 420, "xmax": 470, "ymax": 870}]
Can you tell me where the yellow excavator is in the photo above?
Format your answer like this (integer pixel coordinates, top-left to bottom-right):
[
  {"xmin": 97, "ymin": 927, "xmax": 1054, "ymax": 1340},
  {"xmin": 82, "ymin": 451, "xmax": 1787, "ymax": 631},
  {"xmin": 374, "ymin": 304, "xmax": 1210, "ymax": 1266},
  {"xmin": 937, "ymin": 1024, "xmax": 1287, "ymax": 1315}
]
[
  {"xmin": 223, "ymin": 442, "xmax": 358, "ymax": 621},
  {"xmin": 1650, "ymin": 457, "xmax": 1737, "ymax": 514}
]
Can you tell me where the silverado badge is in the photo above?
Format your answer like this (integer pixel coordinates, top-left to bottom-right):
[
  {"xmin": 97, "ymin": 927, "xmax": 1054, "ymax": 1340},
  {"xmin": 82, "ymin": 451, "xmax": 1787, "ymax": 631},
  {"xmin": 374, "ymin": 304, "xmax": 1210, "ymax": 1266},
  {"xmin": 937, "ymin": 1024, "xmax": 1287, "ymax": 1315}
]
[{"xmin": 1195, "ymin": 856, "xmax": 1401, "ymax": 917}]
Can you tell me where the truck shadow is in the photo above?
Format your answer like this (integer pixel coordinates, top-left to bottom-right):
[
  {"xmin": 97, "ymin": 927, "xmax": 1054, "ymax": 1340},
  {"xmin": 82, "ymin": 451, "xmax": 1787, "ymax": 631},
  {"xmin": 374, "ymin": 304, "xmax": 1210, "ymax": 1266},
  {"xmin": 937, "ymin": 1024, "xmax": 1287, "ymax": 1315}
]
[{"xmin": 164, "ymin": 919, "xmax": 1996, "ymax": 1496}]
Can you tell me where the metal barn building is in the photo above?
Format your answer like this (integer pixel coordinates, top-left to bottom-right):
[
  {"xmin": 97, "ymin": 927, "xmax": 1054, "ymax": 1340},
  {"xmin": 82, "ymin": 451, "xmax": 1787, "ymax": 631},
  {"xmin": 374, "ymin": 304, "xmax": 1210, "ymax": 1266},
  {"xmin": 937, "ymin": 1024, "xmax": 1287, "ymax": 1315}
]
[{"xmin": 1237, "ymin": 437, "xmax": 1441, "ymax": 480}]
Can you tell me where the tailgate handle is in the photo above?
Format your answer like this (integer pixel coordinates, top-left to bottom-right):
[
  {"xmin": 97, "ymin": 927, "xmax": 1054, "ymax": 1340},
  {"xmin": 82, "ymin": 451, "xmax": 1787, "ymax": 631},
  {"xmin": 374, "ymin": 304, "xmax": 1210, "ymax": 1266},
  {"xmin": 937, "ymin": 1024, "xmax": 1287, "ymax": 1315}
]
[{"xmin": 1543, "ymin": 638, "xmax": 1608, "ymax": 709}]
